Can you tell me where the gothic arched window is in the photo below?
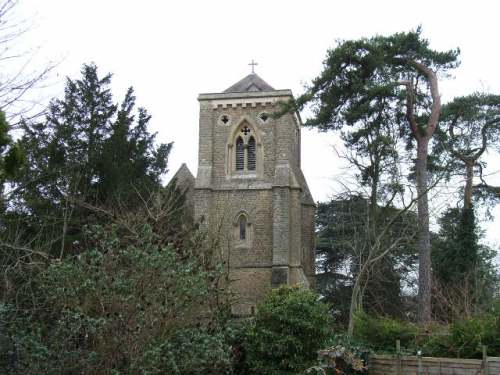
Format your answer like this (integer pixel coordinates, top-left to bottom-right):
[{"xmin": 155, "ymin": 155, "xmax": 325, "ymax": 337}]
[
  {"xmin": 247, "ymin": 136, "xmax": 256, "ymax": 171},
  {"xmin": 235, "ymin": 136, "xmax": 244, "ymax": 171},
  {"xmin": 234, "ymin": 211, "xmax": 252, "ymax": 247},
  {"xmin": 233, "ymin": 124, "xmax": 258, "ymax": 174}
]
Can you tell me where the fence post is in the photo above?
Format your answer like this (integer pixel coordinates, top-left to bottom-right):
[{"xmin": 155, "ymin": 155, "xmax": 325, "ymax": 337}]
[
  {"xmin": 417, "ymin": 350, "xmax": 423, "ymax": 375},
  {"xmin": 482, "ymin": 345, "xmax": 488, "ymax": 375},
  {"xmin": 396, "ymin": 340, "xmax": 401, "ymax": 375}
]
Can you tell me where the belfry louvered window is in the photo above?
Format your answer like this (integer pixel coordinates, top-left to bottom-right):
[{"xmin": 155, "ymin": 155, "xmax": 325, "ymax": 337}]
[
  {"xmin": 247, "ymin": 136, "xmax": 256, "ymax": 171},
  {"xmin": 233, "ymin": 124, "xmax": 259, "ymax": 174},
  {"xmin": 235, "ymin": 137, "xmax": 244, "ymax": 170}
]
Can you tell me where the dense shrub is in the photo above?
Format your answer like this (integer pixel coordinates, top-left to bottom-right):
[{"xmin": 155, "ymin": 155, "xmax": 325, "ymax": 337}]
[
  {"xmin": 244, "ymin": 286, "xmax": 333, "ymax": 375},
  {"xmin": 421, "ymin": 312, "xmax": 499, "ymax": 358},
  {"xmin": 1, "ymin": 224, "xmax": 230, "ymax": 374},
  {"xmin": 139, "ymin": 327, "xmax": 233, "ymax": 374},
  {"xmin": 353, "ymin": 311, "xmax": 499, "ymax": 359},
  {"xmin": 353, "ymin": 312, "xmax": 418, "ymax": 351}
]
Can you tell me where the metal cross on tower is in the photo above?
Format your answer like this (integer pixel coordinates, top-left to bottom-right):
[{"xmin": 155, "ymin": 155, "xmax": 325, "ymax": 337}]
[{"xmin": 248, "ymin": 59, "xmax": 258, "ymax": 74}]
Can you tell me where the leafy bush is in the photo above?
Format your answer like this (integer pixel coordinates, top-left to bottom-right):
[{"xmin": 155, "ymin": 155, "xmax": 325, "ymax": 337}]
[
  {"xmin": 1, "ymin": 224, "xmax": 230, "ymax": 374},
  {"xmin": 353, "ymin": 312, "xmax": 418, "ymax": 351},
  {"xmin": 244, "ymin": 286, "xmax": 333, "ymax": 375},
  {"xmin": 0, "ymin": 304, "xmax": 50, "ymax": 374},
  {"xmin": 353, "ymin": 311, "xmax": 499, "ymax": 359},
  {"xmin": 139, "ymin": 327, "xmax": 233, "ymax": 374},
  {"xmin": 421, "ymin": 313, "xmax": 499, "ymax": 359}
]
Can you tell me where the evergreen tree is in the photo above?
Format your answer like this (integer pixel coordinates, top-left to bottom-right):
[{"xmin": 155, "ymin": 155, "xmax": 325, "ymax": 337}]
[
  {"xmin": 432, "ymin": 208, "xmax": 479, "ymax": 284},
  {"xmin": 7, "ymin": 63, "xmax": 172, "ymax": 257},
  {"xmin": 0, "ymin": 110, "xmax": 24, "ymax": 186},
  {"xmin": 96, "ymin": 87, "xmax": 171, "ymax": 205},
  {"xmin": 432, "ymin": 207, "xmax": 498, "ymax": 319},
  {"xmin": 431, "ymin": 93, "xmax": 500, "ymax": 319},
  {"xmin": 437, "ymin": 93, "xmax": 500, "ymax": 210}
]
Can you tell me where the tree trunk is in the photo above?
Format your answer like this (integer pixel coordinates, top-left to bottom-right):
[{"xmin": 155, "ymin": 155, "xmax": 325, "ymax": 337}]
[
  {"xmin": 416, "ymin": 137, "xmax": 432, "ymax": 323},
  {"xmin": 347, "ymin": 270, "xmax": 364, "ymax": 337},
  {"xmin": 464, "ymin": 161, "xmax": 474, "ymax": 210},
  {"xmin": 402, "ymin": 63, "xmax": 441, "ymax": 325}
]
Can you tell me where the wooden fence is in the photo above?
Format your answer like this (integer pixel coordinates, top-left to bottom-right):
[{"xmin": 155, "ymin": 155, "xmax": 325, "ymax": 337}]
[{"xmin": 369, "ymin": 354, "xmax": 500, "ymax": 375}]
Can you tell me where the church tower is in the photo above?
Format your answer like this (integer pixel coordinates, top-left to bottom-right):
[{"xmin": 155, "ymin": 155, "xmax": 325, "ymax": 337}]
[{"xmin": 193, "ymin": 72, "xmax": 315, "ymax": 316}]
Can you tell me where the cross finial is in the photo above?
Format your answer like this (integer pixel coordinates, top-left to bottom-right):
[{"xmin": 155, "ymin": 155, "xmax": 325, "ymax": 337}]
[{"xmin": 248, "ymin": 59, "xmax": 258, "ymax": 74}]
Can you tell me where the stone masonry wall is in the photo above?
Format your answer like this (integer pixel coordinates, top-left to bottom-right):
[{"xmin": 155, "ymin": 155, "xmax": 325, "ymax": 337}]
[{"xmin": 194, "ymin": 88, "xmax": 315, "ymax": 315}]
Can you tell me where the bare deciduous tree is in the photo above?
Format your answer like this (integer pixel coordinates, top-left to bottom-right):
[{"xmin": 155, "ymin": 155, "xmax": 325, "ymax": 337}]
[{"xmin": 0, "ymin": 0, "xmax": 56, "ymax": 124}]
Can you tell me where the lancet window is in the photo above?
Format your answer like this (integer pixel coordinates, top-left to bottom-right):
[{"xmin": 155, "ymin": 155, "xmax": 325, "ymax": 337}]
[{"xmin": 239, "ymin": 215, "xmax": 247, "ymax": 240}]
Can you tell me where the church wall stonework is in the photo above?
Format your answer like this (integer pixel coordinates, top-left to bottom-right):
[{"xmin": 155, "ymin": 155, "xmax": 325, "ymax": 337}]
[
  {"xmin": 187, "ymin": 73, "xmax": 316, "ymax": 316},
  {"xmin": 208, "ymin": 189, "xmax": 273, "ymax": 268},
  {"xmin": 229, "ymin": 268, "xmax": 273, "ymax": 316},
  {"xmin": 301, "ymin": 204, "xmax": 316, "ymax": 287}
]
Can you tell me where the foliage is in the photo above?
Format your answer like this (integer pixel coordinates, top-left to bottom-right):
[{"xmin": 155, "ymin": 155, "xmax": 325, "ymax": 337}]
[
  {"xmin": 295, "ymin": 27, "xmax": 459, "ymax": 133},
  {"xmin": 0, "ymin": 110, "xmax": 24, "ymax": 185},
  {"xmin": 244, "ymin": 286, "xmax": 333, "ymax": 375},
  {"xmin": 421, "ymin": 310, "xmax": 500, "ymax": 358},
  {"xmin": 349, "ymin": 311, "xmax": 499, "ymax": 359},
  {"xmin": 439, "ymin": 93, "xmax": 500, "ymax": 157},
  {"xmin": 432, "ymin": 207, "xmax": 499, "ymax": 320},
  {"xmin": 316, "ymin": 196, "xmax": 417, "ymax": 326},
  {"xmin": 1, "ymin": 219, "xmax": 230, "ymax": 374},
  {"xmin": 353, "ymin": 312, "xmax": 418, "ymax": 351},
  {"xmin": 139, "ymin": 327, "xmax": 234, "ymax": 375},
  {"xmin": 431, "ymin": 94, "xmax": 500, "ymax": 320},
  {"xmin": 293, "ymin": 27, "xmax": 460, "ymax": 323},
  {"xmin": 436, "ymin": 92, "xmax": 500, "ymax": 212},
  {"xmin": 433, "ymin": 208, "xmax": 480, "ymax": 283},
  {"xmin": 5, "ymin": 63, "xmax": 172, "ymax": 258}
]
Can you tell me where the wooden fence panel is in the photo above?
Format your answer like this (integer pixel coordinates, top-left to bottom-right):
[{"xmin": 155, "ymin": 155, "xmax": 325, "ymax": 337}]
[
  {"xmin": 369, "ymin": 355, "xmax": 500, "ymax": 375},
  {"xmin": 489, "ymin": 358, "xmax": 500, "ymax": 374}
]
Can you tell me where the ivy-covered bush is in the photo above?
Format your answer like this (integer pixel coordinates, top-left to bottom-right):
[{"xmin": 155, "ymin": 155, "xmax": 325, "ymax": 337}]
[{"xmin": 244, "ymin": 286, "xmax": 333, "ymax": 375}]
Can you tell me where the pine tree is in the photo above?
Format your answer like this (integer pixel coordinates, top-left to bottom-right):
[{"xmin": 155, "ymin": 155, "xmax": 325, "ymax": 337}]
[{"xmin": 294, "ymin": 28, "xmax": 459, "ymax": 323}]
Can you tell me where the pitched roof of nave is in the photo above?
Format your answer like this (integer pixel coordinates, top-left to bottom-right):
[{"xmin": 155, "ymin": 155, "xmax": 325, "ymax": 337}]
[
  {"xmin": 223, "ymin": 73, "xmax": 275, "ymax": 93},
  {"xmin": 170, "ymin": 163, "xmax": 195, "ymax": 192}
]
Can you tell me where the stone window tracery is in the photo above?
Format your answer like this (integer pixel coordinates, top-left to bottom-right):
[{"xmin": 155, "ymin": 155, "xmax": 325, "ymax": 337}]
[
  {"xmin": 227, "ymin": 120, "xmax": 262, "ymax": 178},
  {"xmin": 232, "ymin": 124, "xmax": 258, "ymax": 173},
  {"xmin": 218, "ymin": 113, "xmax": 231, "ymax": 126}
]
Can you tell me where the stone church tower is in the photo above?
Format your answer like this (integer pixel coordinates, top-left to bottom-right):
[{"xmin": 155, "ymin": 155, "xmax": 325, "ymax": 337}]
[{"xmin": 177, "ymin": 72, "xmax": 315, "ymax": 316}]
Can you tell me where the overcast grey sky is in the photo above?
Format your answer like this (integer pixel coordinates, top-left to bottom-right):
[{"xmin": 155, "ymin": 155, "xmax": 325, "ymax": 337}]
[{"xmin": 16, "ymin": 0, "xmax": 500, "ymax": 244}]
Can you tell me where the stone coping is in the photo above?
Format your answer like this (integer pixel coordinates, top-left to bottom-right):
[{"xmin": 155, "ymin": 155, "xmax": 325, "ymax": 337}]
[{"xmin": 198, "ymin": 89, "xmax": 293, "ymax": 101}]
